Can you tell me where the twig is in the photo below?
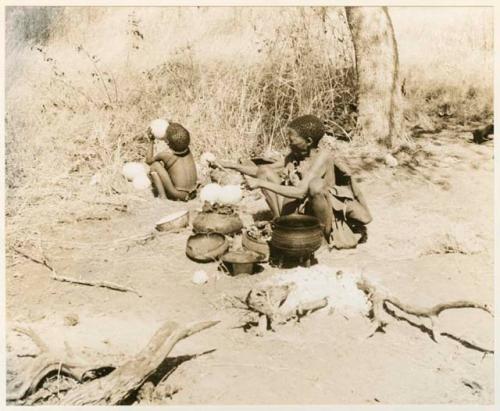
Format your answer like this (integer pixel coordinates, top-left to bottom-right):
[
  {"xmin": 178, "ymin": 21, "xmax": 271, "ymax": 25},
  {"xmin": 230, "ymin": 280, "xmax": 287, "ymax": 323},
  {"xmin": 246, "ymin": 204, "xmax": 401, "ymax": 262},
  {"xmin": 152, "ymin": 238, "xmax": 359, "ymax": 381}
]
[
  {"xmin": 56, "ymin": 361, "xmax": 63, "ymax": 398},
  {"xmin": 50, "ymin": 274, "xmax": 142, "ymax": 298},
  {"xmin": 357, "ymin": 277, "xmax": 492, "ymax": 318},
  {"xmin": 386, "ymin": 299, "xmax": 492, "ymax": 318},
  {"xmin": 440, "ymin": 333, "xmax": 494, "ymax": 355},
  {"xmin": 325, "ymin": 119, "xmax": 352, "ymax": 141},
  {"xmin": 12, "ymin": 247, "xmax": 142, "ymax": 297},
  {"xmin": 80, "ymin": 46, "xmax": 113, "ymax": 105},
  {"xmin": 12, "ymin": 248, "xmax": 53, "ymax": 272},
  {"xmin": 357, "ymin": 277, "xmax": 494, "ymax": 353}
]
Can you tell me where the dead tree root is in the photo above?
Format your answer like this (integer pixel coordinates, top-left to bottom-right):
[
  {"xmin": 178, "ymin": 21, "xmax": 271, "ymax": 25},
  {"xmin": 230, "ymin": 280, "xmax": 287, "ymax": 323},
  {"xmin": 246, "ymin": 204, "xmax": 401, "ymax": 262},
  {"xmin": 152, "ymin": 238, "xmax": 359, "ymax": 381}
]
[
  {"xmin": 9, "ymin": 320, "xmax": 219, "ymax": 405},
  {"xmin": 8, "ymin": 327, "xmax": 114, "ymax": 402},
  {"xmin": 357, "ymin": 277, "xmax": 494, "ymax": 354}
]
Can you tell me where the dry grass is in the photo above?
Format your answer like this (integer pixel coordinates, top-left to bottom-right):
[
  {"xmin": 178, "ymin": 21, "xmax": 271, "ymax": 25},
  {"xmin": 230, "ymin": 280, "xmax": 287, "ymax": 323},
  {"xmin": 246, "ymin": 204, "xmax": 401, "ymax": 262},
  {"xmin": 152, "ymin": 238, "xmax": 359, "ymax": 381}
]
[
  {"xmin": 5, "ymin": 6, "xmax": 493, "ymax": 258},
  {"xmin": 420, "ymin": 224, "xmax": 487, "ymax": 256},
  {"xmin": 391, "ymin": 7, "xmax": 493, "ymax": 127}
]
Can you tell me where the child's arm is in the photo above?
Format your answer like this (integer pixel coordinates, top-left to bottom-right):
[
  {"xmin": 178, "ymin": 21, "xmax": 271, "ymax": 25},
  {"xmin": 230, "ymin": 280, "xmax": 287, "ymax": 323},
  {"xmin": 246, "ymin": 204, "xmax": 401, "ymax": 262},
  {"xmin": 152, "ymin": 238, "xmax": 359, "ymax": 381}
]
[
  {"xmin": 145, "ymin": 130, "xmax": 156, "ymax": 165},
  {"xmin": 144, "ymin": 125, "xmax": 176, "ymax": 166},
  {"xmin": 145, "ymin": 138, "xmax": 175, "ymax": 167},
  {"xmin": 153, "ymin": 151, "xmax": 176, "ymax": 168}
]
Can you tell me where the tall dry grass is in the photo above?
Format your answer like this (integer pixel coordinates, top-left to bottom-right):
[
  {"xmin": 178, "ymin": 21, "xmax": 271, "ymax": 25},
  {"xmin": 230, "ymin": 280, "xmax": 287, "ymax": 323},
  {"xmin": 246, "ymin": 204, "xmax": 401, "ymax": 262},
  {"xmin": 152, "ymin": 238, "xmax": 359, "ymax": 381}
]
[
  {"xmin": 5, "ymin": 6, "xmax": 493, "ymax": 257},
  {"xmin": 391, "ymin": 7, "xmax": 493, "ymax": 126}
]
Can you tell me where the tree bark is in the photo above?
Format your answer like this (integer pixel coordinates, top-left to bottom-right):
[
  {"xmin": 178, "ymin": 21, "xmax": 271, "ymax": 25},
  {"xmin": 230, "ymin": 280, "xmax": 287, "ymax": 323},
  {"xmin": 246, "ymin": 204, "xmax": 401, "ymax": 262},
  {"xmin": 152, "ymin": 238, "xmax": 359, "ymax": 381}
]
[
  {"xmin": 59, "ymin": 320, "xmax": 218, "ymax": 405},
  {"xmin": 345, "ymin": 7, "xmax": 407, "ymax": 147}
]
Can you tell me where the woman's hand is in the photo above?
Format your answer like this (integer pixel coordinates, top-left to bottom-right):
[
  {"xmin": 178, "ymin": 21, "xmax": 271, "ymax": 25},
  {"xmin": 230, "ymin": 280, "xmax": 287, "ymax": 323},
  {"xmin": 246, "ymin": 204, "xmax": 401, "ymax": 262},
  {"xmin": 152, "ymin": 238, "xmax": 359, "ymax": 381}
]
[{"xmin": 244, "ymin": 176, "xmax": 260, "ymax": 190}]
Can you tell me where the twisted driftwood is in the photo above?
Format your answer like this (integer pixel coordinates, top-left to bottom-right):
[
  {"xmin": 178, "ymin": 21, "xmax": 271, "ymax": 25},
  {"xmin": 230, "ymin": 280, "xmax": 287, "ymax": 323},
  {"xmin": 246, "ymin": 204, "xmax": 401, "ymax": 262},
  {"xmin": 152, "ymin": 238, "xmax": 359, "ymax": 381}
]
[
  {"xmin": 357, "ymin": 277, "xmax": 494, "ymax": 353},
  {"xmin": 8, "ymin": 327, "xmax": 113, "ymax": 402},
  {"xmin": 60, "ymin": 320, "xmax": 218, "ymax": 405},
  {"xmin": 9, "ymin": 320, "xmax": 218, "ymax": 405},
  {"xmin": 240, "ymin": 275, "xmax": 493, "ymax": 353}
]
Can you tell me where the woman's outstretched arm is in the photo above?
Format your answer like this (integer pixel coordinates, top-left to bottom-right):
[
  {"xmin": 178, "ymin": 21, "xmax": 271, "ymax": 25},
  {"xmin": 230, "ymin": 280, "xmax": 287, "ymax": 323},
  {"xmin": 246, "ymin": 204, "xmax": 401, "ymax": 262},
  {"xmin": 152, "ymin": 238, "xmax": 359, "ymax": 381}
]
[
  {"xmin": 216, "ymin": 158, "xmax": 285, "ymax": 177},
  {"xmin": 247, "ymin": 151, "xmax": 330, "ymax": 199}
]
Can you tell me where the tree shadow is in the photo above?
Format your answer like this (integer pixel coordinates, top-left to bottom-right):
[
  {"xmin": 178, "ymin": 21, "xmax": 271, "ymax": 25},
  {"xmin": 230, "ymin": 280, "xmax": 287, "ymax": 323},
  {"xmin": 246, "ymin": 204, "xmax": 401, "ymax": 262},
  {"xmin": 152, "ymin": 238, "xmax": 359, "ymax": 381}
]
[{"xmin": 119, "ymin": 348, "xmax": 216, "ymax": 405}]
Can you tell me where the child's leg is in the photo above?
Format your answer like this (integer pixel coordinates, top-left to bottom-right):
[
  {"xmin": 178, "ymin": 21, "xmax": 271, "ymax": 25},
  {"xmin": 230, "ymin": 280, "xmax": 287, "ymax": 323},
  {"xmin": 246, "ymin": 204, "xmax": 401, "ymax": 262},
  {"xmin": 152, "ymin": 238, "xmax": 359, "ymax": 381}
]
[
  {"xmin": 150, "ymin": 171, "xmax": 167, "ymax": 199},
  {"xmin": 307, "ymin": 177, "xmax": 333, "ymax": 239},
  {"xmin": 150, "ymin": 162, "xmax": 189, "ymax": 201}
]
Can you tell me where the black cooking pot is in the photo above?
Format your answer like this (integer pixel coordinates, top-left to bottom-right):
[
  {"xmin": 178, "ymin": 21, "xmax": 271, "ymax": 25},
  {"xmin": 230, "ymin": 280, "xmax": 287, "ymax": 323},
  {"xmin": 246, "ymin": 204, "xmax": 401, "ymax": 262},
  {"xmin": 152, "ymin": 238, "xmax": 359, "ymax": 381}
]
[{"xmin": 270, "ymin": 214, "xmax": 323, "ymax": 259}]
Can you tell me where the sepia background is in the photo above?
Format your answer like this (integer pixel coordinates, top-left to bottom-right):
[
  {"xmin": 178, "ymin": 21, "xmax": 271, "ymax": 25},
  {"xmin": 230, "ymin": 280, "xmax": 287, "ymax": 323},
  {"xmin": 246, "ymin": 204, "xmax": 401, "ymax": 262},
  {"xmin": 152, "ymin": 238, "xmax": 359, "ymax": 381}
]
[
  {"xmin": 5, "ymin": 7, "xmax": 493, "ymax": 234},
  {"xmin": 4, "ymin": 6, "xmax": 494, "ymax": 406}
]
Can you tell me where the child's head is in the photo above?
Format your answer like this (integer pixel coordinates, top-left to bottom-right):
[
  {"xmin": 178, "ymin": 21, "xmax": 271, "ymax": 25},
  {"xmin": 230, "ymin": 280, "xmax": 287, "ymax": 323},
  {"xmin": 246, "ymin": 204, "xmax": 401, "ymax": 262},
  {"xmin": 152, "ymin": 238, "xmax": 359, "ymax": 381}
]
[
  {"xmin": 286, "ymin": 115, "xmax": 325, "ymax": 154},
  {"xmin": 165, "ymin": 123, "xmax": 190, "ymax": 154}
]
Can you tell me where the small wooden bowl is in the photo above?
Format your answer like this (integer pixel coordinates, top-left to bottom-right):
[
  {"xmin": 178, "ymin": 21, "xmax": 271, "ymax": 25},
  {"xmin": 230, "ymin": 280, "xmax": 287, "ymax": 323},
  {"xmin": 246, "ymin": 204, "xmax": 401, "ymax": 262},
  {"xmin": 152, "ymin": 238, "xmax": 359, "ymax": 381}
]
[
  {"xmin": 221, "ymin": 250, "xmax": 265, "ymax": 275},
  {"xmin": 242, "ymin": 230, "xmax": 270, "ymax": 261},
  {"xmin": 155, "ymin": 210, "xmax": 189, "ymax": 232},
  {"xmin": 186, "ymin": 233, "xmax": 229, "ymax": 263}
]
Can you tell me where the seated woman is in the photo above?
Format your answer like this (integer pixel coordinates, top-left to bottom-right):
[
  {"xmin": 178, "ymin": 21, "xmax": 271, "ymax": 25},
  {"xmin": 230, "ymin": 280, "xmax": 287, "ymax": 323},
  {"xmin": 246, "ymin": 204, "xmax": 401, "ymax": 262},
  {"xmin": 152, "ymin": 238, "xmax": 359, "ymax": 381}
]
[{"xmin": 216, "ymin": 115, "xmax": 372, "ymax": 249}]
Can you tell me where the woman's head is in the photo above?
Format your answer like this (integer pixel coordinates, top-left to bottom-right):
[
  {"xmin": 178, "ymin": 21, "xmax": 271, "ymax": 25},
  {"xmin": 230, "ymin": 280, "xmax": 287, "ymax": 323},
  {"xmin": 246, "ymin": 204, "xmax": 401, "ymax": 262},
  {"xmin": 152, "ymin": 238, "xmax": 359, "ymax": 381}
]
[
  {"xmin": 286, "ymin": 115, "xmax": 325, "ymax": 156},
  {"xmin": 166, "ymin": 123, "xmax": 190, "ymax": 154}
]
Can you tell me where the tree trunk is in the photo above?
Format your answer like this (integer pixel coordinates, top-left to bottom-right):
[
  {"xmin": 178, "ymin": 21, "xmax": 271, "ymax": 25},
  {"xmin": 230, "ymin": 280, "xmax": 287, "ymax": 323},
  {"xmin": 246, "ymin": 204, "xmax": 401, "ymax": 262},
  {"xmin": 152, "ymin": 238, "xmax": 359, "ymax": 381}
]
[{"xmin": 345, "ymin": 7, "xmax": 407, "ymax": 147}]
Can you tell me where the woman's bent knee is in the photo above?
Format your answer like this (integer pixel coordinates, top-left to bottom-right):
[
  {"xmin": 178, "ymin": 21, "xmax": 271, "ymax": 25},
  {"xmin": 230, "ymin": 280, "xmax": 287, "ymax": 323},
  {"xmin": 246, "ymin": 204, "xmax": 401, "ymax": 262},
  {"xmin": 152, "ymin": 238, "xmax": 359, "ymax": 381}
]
[
  {"xmin": 346, "ymin": 201, "xmax": 372, "ymax": 225},
  {"xmin": 359, "ymin": 212, "xmax": 372, "ymax": 225},
  {"xmin": 354, "ymin": 208, "xmax": 372, "ymax": 225}
]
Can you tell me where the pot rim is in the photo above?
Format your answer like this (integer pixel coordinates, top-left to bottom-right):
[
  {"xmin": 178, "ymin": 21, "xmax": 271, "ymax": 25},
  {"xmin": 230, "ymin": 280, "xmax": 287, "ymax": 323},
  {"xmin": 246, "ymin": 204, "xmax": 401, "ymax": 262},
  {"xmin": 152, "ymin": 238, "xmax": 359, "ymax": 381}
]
[{"xmin": 273, "ymin": 214, "xmax": 321, "ymax": 230}]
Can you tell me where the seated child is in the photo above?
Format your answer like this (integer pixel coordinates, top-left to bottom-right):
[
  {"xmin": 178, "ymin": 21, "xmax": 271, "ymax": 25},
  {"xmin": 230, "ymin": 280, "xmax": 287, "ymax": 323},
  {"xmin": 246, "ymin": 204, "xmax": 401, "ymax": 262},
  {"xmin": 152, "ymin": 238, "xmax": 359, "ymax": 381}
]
[
  {"xmin": 215, "ymin": 115, "xmax": 372, "ymax": 249},
  {"xmin": 145, "ymin": 122, "xmax": 197, "ymax": 201}
]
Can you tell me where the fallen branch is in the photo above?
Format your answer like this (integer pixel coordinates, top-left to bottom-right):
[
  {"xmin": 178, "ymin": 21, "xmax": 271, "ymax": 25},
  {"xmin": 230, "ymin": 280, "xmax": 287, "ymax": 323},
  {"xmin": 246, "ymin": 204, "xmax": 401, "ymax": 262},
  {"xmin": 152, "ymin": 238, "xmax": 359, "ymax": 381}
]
[
  {"xmin": 357, "ymin": 277, "xmax": 494, "ymax": 353},
  {"xmin": 12, "ymin": 248, "xmax": 53, "ymax": 272},
  {"xmin": 9, "ymin": 320, "xmax": 218, "ymax": 405},
  {"xmin": 13, "ymin": 229, "xmax": 156, "ymax": 252},
  {"xmin": 8, "ymin": 327, "xmax": 113, "ymax": 402},
  {"xmin": 60, "ymin": 320, "xmax": 219, "ymax": 405},
  {"xmin": 12, "ymin": 247, "xmax": 141, "ymax": 297},
  {"xmin": 50, "ymin": 274, "xmax": 142, "ymax": 297}
]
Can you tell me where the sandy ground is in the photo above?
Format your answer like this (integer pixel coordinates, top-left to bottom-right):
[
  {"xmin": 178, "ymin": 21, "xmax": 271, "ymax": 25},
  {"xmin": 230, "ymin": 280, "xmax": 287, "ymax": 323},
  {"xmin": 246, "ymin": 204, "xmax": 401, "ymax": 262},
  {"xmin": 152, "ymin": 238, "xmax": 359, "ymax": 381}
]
[{"xmin": 5, "ymin": 131, "xmax": 494, "ymax": 405}]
